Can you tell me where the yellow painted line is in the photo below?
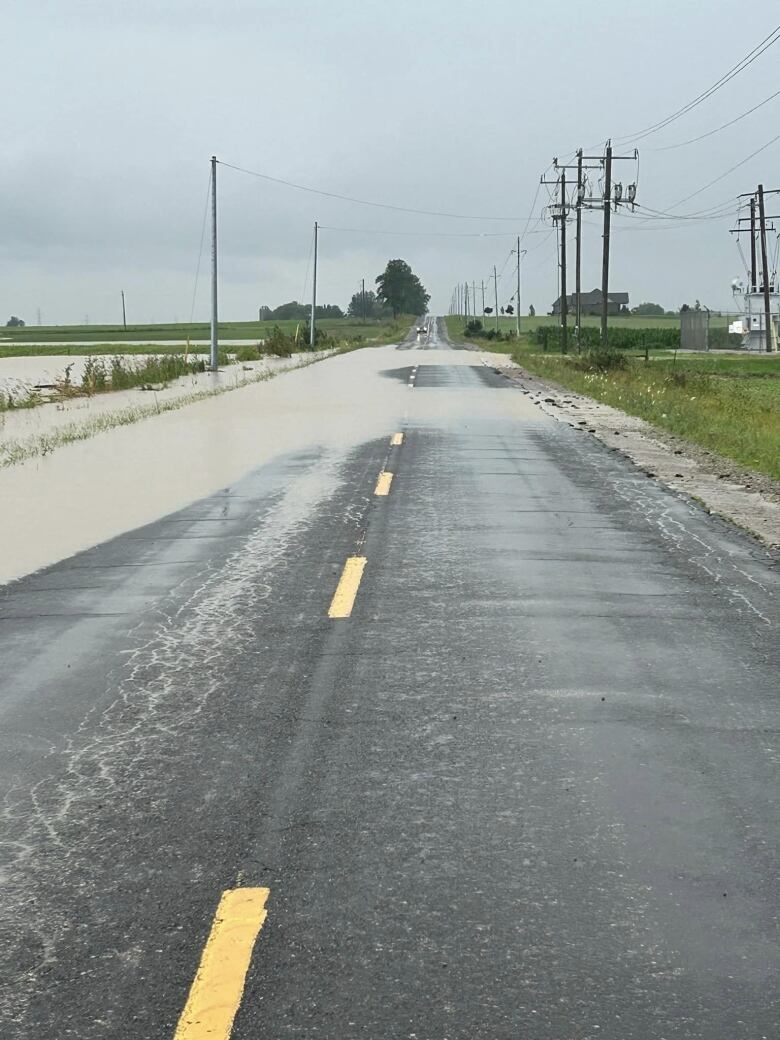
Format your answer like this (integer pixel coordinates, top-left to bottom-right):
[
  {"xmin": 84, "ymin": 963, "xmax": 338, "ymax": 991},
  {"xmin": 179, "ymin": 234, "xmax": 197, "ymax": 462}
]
[
  {"xmin": 374, "ymin": 471, "xmax": 393, "ymax": 496},
  {"xmin": 328, "ymin": 556, "xmax": 367, "ymax": 618},
  {"xmin": 390, "ymin": 432, "xmax": 403, "ymax": 446},
  {"xmin": 174, "ymin": 887, "xmax": 270, "ymax": 1040}
]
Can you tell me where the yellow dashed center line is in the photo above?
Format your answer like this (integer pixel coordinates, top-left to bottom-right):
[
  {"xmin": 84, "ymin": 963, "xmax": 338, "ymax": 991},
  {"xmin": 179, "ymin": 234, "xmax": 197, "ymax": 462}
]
[
  {"xmin": 174, "ymin": 887, "xmax": 270, "ymax": 1040},
  {"xmin": 374, "ymin": 471, "xmax": 393, "ymax": 496},
  {"xmin": 328, "ymin": 556, "xmax": 367, "ymax": 618},
  {"xmin": 390, "ymin": 432, "xmax": 404, "ymax": 446}
]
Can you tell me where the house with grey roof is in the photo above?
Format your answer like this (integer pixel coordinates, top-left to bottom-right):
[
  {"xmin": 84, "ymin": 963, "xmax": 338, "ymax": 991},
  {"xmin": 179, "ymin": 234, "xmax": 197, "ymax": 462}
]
[{"xmin": 550, "ymin": 288, "xmax": 629, "ymax": 316}]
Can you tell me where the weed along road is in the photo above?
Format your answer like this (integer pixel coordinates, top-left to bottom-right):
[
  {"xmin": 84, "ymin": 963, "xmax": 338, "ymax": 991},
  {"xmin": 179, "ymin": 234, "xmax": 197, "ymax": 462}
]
[{"xmin": 1, "ymin": 319, "xmax": 778, "ymax": 1039}]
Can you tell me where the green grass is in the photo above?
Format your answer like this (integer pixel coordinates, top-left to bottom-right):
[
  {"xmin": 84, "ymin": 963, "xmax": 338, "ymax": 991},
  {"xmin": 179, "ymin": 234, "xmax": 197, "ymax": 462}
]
[
  {"xmin": 510, "ymin": 342, "xmax": 780, "ymax": 480},
  {"xmin": 0, "ymin": 316, "xmax": 411, "ymax": 350},
  {"xmin": 445, "ymin": 316, "xmax": 780, "ymax": 479}
]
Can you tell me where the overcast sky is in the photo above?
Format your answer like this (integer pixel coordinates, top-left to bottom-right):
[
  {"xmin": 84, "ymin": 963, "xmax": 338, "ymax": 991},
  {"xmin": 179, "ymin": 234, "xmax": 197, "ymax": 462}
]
[{"xmin": 3, "ymin": 0, "xmax": 779, "ymax": 325}]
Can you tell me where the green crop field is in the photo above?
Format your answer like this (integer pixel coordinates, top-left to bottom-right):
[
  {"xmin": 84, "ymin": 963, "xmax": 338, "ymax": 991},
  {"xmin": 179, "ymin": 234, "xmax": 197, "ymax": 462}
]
[
  {"xmin": 0, "ymin": 317, "xmax": 412, "ymax": 357},
  {"xmin": 452, "ymin": 312, "xmax": 735, "ymax": 332}
]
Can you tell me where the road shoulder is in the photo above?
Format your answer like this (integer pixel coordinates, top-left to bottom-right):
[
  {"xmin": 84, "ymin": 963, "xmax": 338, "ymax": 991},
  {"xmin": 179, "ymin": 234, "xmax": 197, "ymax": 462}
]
[{"xmin": 485, "ymin": 360, "xmax": 780, "ymax": 548}]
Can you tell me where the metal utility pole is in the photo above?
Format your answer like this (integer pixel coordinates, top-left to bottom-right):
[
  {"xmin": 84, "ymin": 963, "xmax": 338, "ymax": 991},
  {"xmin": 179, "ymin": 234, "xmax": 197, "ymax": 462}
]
[
  {"xmin": 121, "ymin": 290, "xmax": 127, "ymax": 329},
  {"xmin": 210, "ymin": 155, "xmax": 219, "ymax": 371},
  {"xmin": 493, "ymin": 265, "xmax": 499, "ymax": 331},
  {"xmin": 465, "ymin": 281, "xmax": 470, "ymax": 319},
  {"xmin": 758, "ymin": 184, "xmax": 773, "ymax": 352},
  {"xmin": 515, "ymin": 237, "xmax": 521, "ymax": 337},
  {"xmin": 310, "ymin": 221, "xmax": 318, "ymax": 350},
  {"xmin": 575, "ymin": 149, "xmax": 583, "ymax": 349},
  {"xmin": 481, "ymin": 281, "xmax": 486, "ymax": 320},
  {"xmin": 600, "ymin": 142, "xmax": 613, "ymax": 347},
  {"xmin": 472, "ymin": 281, "xmax": 477, "ymax": 322}
]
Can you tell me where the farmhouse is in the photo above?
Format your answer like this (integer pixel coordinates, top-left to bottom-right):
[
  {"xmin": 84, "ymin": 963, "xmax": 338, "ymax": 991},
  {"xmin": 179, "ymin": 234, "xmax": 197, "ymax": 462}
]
[{"xmin": 550, "ymin": 288, "xmax": 629, "ymax": 316}]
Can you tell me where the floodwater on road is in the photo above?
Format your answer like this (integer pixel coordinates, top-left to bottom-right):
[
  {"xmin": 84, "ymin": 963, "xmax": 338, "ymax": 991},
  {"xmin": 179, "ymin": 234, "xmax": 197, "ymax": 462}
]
[{"xmin": 0, "ymin": 345, "xmax": 527, "ymax": 585}]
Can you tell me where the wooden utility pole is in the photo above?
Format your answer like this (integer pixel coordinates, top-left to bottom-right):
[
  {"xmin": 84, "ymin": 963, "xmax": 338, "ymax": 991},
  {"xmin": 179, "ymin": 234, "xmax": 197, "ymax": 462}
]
[
  {"xmin": 570, "ymin": 142, "xmax": 638, "ymax": 348},
  {"xmin": 481, "ymin": 281, "xmax": 486, "ymax": 319},
  {"xmin": 559, "ymin": 172, "xmax": 568, "ymax": 354},
  {"xmin": 493, "ymin": 266, "xmax": 499, "ymax": 331},
  {"xmin": 600, "ymin": 142, "xmax": 613, "ymax": 347},
  {"xmin": 575, "ymin": 150, "xmax": 583, "ymax": 350},
  {"xmin": 758, "ymin": 184, "xmax": 773, "ymax": 352},
  {"xmin": 361, "ymin": 278, "xmax": 366, "ymax": 323},
  {"xmin": 557, "ymin": 150, "xmax": 603, "ymax": 351},
  {"xmin": 732, "ymin": 187, "xmax": 779, "ymax": 350}
]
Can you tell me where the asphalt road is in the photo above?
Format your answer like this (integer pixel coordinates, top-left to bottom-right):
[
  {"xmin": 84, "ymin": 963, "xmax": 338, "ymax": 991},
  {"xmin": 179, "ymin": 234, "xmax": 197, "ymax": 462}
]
[{"xmin": 1, "ymin": 319, "xmax": 778, "ymax": 1039}]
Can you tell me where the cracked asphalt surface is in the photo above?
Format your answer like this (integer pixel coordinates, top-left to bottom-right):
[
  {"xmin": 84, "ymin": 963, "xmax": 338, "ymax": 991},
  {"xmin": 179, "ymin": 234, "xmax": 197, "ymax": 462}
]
[{"xmin": 0, "ymin": 319, "xmax": 778, "ymax": 1039}]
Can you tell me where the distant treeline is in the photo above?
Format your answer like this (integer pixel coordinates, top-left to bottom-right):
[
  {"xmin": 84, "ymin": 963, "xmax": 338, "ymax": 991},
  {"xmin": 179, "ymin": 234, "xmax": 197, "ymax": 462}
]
[{"xmin": 258, "ymin": 301, "xmax": 344, "ymax": 321}]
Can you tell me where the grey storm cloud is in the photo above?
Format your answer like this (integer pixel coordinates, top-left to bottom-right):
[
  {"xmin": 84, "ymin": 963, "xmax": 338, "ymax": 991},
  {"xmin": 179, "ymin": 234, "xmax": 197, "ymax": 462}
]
[{"xmin": 2, "ymin": 0, "xmax": 779, "ymax": 323}]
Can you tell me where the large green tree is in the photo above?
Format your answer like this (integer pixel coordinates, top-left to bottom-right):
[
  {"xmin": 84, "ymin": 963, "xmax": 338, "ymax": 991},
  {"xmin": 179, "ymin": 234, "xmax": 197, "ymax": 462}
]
[{"xmin": 375, "ymin": 260, "xmax": 430, "ymax": 318}]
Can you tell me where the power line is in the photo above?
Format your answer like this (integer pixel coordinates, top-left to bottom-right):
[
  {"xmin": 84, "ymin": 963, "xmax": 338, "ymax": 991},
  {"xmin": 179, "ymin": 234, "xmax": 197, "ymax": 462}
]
[
  {"xmin": 616, "ymin": 24, "xmax": 780, "ymax": 145},
  {"xmin": 667, "ymin": 130, "xmax": 780, "ymax": 209},
  {"xmin": 318, "ymin": 225, "xmax": 519, "ymax": 238},
  {"xmin": 648, "ymin": 87, "xmax": 780, "ymax": 151},
  {"xmin": 189, "ymin": 170, "xmax": 212, "ymax": 324},
  {"xmin": 218, "ymin": 159, "xmax": 529, "ymax": 222}
]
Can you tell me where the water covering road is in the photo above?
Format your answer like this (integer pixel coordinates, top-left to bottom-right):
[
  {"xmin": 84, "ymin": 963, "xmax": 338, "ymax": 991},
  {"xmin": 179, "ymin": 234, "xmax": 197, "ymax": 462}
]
[{"xmin": 0, "ymin": 319, "xmax": 777, "ymax": 1039}]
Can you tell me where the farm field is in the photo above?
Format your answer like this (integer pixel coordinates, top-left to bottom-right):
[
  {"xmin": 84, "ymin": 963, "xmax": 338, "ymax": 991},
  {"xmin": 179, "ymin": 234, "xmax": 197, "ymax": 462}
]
[
  {"xmin": 0, "ymin": 316, "xmax": 411, "ymax": 354},
  {"xmin": 451, "ymin": 312, "xmax": 736, "ymax": 331}
]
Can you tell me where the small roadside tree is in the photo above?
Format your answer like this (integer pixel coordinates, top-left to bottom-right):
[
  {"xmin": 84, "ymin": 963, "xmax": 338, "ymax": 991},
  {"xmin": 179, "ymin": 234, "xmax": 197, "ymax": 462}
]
[{"xmin": 347, "ymin": 289, "xmax": 390, "ymax": 320}]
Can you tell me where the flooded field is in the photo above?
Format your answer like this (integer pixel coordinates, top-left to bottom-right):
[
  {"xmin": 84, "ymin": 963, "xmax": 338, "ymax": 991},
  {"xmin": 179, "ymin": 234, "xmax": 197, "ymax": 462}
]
[
  {"xmin": 0, "ymin": 351, "xmax": 332, "ymax": 455},
  {"xmin": 0, "ymin": 346, "xmax": 412, "ymax": 583}
]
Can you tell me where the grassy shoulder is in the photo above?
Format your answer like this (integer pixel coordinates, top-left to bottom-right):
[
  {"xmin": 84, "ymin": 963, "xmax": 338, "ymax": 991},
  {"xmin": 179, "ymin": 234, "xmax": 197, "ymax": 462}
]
[
  {"xmin": 445, "ymin": 315, "xmax": 779, "ymax": 480},
  {"xmin": 442, "ymin": 315, "xmax": 518, "ymax": 354},
  {"xmin": 0, "ymin": 316, "xmax": 412, "ymax": 352},
  {"xmin": 512, "ymin": 343, "xmax": 780, "ymax": 481}
]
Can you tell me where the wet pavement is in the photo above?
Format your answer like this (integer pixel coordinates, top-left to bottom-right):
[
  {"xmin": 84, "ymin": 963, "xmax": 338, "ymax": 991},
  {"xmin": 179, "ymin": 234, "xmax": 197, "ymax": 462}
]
[{"xmin": 0, "ymin": 320, "xmax": 778, "ymax": 1038}]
